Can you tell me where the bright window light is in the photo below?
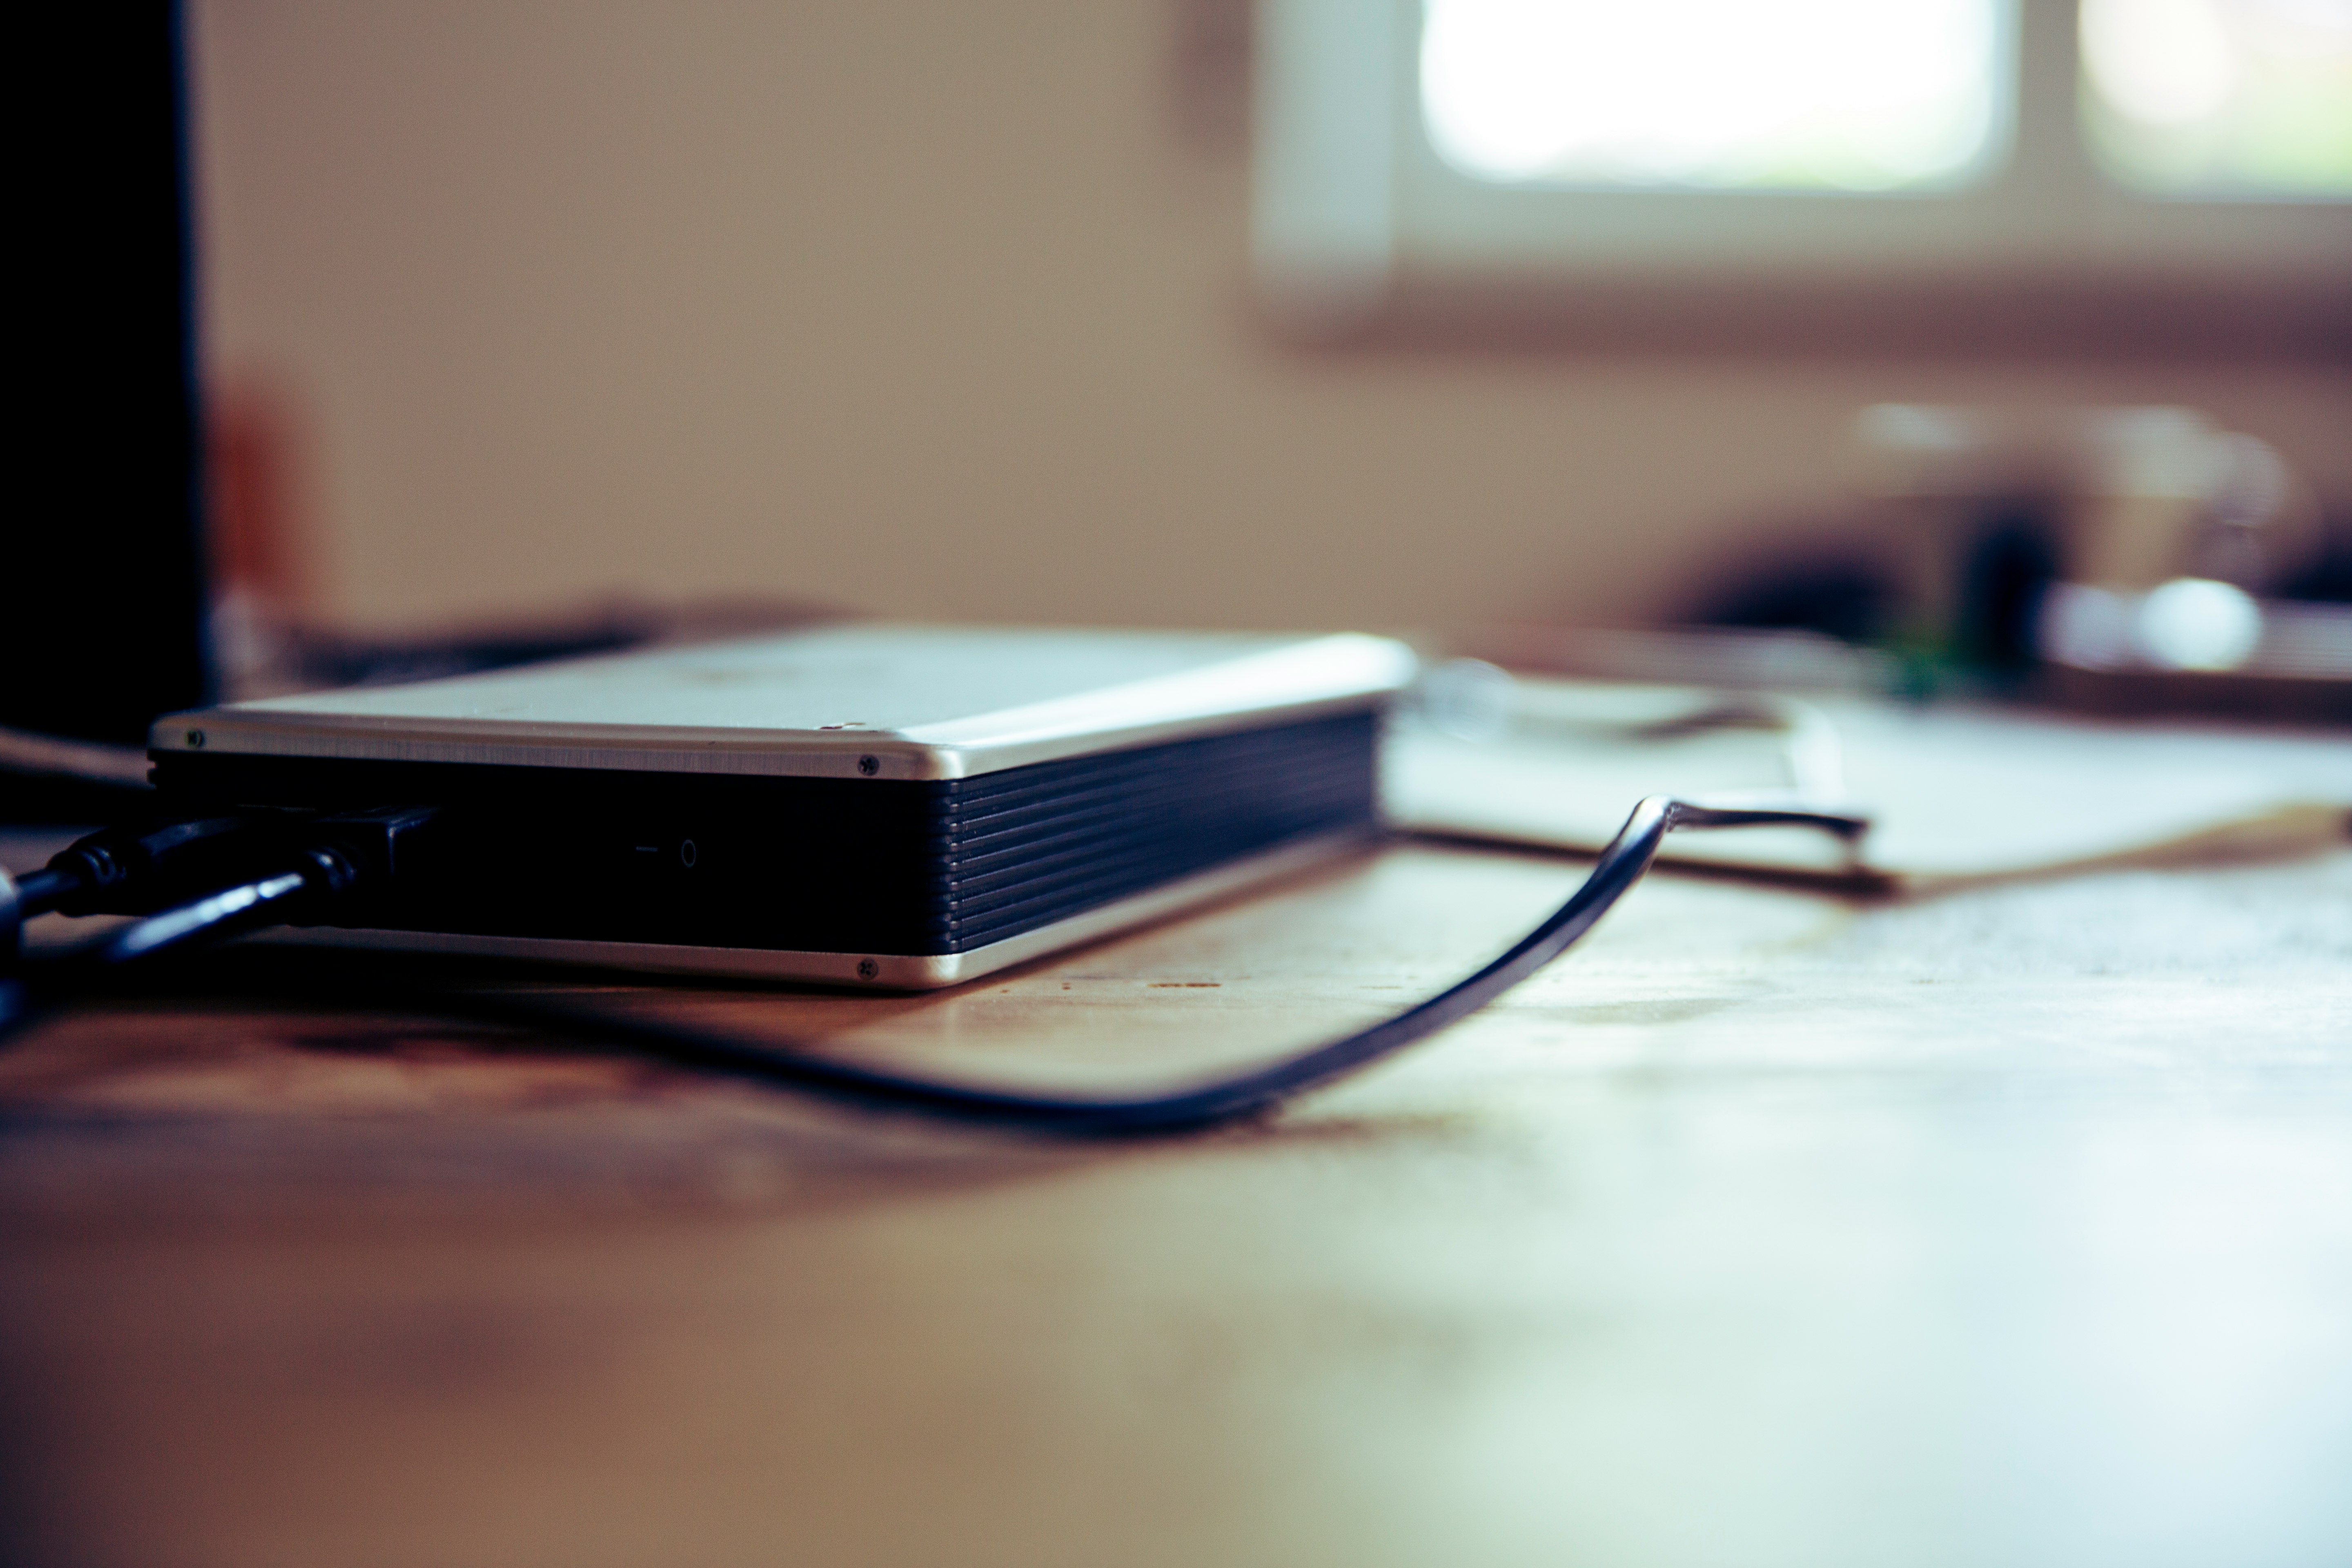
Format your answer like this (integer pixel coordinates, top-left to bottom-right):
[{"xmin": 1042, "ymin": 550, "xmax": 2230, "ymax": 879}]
[
  {"xmin": 2081, "ymin": 0, "xmax": 2352, "ymax": 198},
  {"xmin": 1420, "ymin": 0, "xmax": 2009, "ymax": 192}
]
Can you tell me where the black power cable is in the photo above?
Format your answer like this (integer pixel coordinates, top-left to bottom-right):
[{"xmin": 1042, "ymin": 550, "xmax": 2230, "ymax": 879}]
[
  {"xmin": 0, "ymin": 796, "xmax": 1864, "ymax": 1134},
  {"xmin": 442, "ymin": 797, "xmax": 1863, "ymax": 1132},
  {"xmin": 0, "ymin": 807, "xmax": 438, "ymax": 1037},
  {"xmin": 12, "ymin": 813, "xmax": 287, "ymax": 920},
  {"xmin": 1, "ymin": 868, "xmax": 323, "ymax": 1039}
]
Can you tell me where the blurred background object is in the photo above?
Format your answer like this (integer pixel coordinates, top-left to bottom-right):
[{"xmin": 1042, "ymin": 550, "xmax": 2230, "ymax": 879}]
[
  {"xmin": 202, "ymin": 372, "xmax": 840, "ymax": 701},
  {"xmin": 10, "ymin": 0, "xmax": 2344, "ymax": 822},
  {"xmin": 181, "ymin": 0, "xmax": 2351, "ymax": 660},
  {"xmin": 1853, "ymin": 402, "xmax": 2351, "ymax": 717},
  {"xmin": 3, "ymin": 4, "xmax": 212, "ymax": 749}
]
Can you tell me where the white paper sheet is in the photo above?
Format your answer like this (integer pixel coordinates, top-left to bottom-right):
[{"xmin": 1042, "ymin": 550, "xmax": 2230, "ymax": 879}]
[{"xmin": 1387, "ymin": 681, "xmax": 2352, "ymax": 889}]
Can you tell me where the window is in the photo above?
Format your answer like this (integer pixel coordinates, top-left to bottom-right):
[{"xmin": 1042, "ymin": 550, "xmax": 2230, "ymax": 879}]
[
  {"xmin": 1422, "ymin": 0, "xmax": 2010, "ymax": 193},
  {"xmin": 1254, "ymin": 0, "xmax": 2352, "ymax": 352},
  {"xmin": 2080, "ymin": 0, "xmax": 2352, "ymax": 198}
]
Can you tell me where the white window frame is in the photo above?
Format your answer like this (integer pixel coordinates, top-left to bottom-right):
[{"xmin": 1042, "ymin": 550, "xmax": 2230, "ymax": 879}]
[{"xmin": 1252, "ymin": 0, "xmax": 2352, "ymax": 354}]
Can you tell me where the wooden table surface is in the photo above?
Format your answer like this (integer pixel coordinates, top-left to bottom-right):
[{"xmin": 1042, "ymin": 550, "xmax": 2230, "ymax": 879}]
[{"xmin": 3, "ymin": 834, "xmax": 2348, "ymax": 1568}]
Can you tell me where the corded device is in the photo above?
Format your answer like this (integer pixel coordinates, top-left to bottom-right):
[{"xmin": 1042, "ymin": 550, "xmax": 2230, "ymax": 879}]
[
  {"xmin": 140, "ymin": 624, "xmax": 1418, "ymax": 986},
  {"xmin": 4, "ymin": 628, "xmax": 1868, "ymax": 1130},
  {"xmin": 0, "ymin": 6, "xmax": 1875, "ymax": 1130}
]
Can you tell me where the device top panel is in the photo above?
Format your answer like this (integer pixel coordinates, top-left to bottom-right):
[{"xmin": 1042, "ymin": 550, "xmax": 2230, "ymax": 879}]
[{"xmin": 152, "ymin": 625, "xmax": 1417, "ymax": 780}]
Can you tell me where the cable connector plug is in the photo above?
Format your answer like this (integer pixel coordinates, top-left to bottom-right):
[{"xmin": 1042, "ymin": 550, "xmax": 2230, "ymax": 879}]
[
  {"xmin": 21, "ymin": 813, "xmax": 291, "ymax": 920},
  {"xmin": 287, "ymin": 806, "xmax": 445, "ymax": 925}
]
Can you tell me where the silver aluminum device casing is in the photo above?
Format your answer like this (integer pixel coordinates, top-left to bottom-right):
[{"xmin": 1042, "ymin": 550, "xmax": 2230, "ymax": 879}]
[{"xmin": 153, "ymin": 626, "xmax": 1418, "ymax": 986}]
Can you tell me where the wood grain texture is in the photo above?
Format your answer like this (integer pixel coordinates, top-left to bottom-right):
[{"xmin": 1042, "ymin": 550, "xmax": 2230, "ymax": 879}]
[{"xmin": 3, "ymin": 841, "xmax": 2348, "ymax": 1568}]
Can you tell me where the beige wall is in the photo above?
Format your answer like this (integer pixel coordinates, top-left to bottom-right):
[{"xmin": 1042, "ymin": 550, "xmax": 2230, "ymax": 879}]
[{"xmin": 191, "ymin": 0, "xmax": 2352, "ymax": 635}]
